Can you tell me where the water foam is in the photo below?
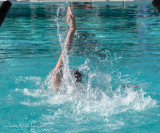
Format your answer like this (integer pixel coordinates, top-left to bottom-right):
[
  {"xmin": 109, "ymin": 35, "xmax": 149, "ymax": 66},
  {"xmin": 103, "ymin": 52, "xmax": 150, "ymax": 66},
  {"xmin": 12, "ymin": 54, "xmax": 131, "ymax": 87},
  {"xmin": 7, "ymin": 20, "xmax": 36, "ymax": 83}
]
[
  {"xmin": 14, "ymin": 60, "xmax": 157, "ymax": 113},
  {"xmin": 13, "ymin": 59, "xmax": 157, "ymax": 132}
]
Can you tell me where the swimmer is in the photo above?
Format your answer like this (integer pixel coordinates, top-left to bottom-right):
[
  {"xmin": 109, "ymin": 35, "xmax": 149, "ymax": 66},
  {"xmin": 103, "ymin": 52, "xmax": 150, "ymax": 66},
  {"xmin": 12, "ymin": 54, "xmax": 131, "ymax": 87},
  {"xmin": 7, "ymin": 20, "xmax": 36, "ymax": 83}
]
[{"xmin": 50, "ymin": 7, "xmax": 82, "ymax": 92}]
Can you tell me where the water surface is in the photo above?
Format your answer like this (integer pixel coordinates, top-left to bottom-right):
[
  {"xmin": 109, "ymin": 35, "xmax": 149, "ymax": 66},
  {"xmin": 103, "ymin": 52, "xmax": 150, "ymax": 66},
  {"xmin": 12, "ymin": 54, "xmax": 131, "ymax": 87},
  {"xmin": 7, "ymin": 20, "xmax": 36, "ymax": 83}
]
[{"xmin": 0, "ymin": 2, "xmax": 160, "ymax": 132}]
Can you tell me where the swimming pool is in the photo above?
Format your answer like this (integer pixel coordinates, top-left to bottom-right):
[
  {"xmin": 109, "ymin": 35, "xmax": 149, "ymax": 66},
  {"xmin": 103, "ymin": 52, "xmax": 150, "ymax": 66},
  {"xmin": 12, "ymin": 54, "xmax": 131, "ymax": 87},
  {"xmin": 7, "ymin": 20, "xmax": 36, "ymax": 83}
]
[{"xmin": 0, "ymin": 1, "xmax": 160, "ymax": 132}]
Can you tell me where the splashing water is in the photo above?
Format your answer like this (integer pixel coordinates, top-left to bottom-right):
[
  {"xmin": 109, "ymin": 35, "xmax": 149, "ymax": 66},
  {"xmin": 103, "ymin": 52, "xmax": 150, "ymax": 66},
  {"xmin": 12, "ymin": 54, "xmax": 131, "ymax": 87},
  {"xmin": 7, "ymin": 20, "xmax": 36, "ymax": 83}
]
[
  {"xmin": 23, "ymin": 3, "xmax": 157, "ymax": 113},
  {"xmin": 9, "ymin": 3, "xmax": 159, "ymax": 132}
]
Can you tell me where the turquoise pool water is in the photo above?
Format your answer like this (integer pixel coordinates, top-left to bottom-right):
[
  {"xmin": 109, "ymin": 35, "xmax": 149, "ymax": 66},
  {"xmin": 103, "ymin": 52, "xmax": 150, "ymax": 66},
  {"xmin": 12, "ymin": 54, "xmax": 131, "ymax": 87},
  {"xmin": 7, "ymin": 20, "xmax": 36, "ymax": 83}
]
[{"xmin": 0, "ymin": 2, "xmax": 160, "ymax": 132}]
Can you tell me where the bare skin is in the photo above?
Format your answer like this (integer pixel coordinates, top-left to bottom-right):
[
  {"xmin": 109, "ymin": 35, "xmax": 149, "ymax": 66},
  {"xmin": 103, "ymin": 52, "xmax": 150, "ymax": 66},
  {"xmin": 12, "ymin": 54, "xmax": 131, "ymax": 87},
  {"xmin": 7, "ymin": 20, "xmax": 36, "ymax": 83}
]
[{"xmin": 50, "ymin": 7, "xmax": 76, "ymax": 92}]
